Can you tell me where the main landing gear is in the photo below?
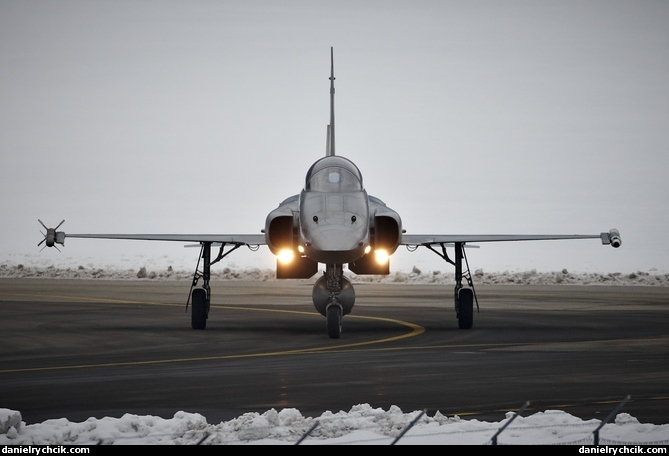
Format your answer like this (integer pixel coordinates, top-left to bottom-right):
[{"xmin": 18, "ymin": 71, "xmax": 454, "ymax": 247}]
[
  {"xmin": 421, "ymin": 242, "xmax": 479, "ymax": 329},
  {"xmin": 188, "ymin": 242, "xmax": 244, "ymax": 330}
]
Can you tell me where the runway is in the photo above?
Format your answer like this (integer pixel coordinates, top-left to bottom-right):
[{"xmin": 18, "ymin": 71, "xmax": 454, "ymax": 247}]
[{"xmin": 1, "ymin": 278, "xmax": 668, "ymax": 425}]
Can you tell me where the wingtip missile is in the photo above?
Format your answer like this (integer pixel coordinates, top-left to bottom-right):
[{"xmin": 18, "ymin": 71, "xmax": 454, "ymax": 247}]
[
  {"xmin": 601, "ymin": 229, "xmax": 622, "ymax": 248},
  {"xmin": 38, "ymin": 219, "xmax": 65, "ymax": 250}
]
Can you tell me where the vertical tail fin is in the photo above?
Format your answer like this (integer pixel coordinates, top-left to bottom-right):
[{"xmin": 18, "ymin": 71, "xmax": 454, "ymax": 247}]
[{"xmin": 326, "ymin": 47, "xmax": 335, "ymax": 156}]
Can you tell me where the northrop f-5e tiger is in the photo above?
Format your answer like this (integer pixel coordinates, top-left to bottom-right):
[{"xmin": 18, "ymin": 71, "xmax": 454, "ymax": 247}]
[{"xmin": 40, "ymin": 48, "xmax": 621, "ymax": 338}]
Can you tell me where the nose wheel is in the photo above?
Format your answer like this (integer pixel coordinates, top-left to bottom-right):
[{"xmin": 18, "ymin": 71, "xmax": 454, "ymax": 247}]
[{"xmin": 326, "ymin": 302, "xmax": 343, "ymax": 339}]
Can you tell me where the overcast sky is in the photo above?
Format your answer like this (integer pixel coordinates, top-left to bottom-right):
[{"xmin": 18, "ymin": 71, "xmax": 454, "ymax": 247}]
[{"xmin": 1, "ymin": 0, "xmax": 668, "ymax": 274}]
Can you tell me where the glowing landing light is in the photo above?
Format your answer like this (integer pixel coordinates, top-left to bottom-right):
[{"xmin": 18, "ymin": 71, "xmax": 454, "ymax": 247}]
[
  {"xmin": 374, "ymin": 249, "xmax": 389, "ymax": 265},
  {"xmin": 277, "ymin": 249, "xmax": 295, "ymax": 264}
]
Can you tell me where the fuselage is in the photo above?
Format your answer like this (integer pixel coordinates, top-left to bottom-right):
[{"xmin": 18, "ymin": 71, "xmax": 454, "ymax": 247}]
[{"xmin": 299, "ymin": 156, "xmax": 370, "ymax": 264}]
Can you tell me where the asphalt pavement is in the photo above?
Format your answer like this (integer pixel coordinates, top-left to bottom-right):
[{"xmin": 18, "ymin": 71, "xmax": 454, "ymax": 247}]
[{"xmin": 1, "ymin": 279, "xmax": 668, "ymax": 425}]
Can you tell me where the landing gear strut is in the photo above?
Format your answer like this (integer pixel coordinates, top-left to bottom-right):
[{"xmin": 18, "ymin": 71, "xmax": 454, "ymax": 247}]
[
  {"xmin": 188, "ymin": 242, "xmax": 242, "ymax": 330},
  {"xmin": 424, "ymin": 242, "xmax": 479, "ymax": 329},
  {"xmin": 312, "ymin": 263, "xmax": 355, "ymax": 339}
]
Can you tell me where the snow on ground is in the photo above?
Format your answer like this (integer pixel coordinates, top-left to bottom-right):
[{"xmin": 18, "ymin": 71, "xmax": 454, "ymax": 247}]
[
  {"xmin": 2, "ymin": 405, "xmax": 669, "ymax": 445},
  {"xmin": 2, "ymin": 259, "xmax": 668, "ymax": 445},
  {"xmin": 1, "ymin": 258, "xmax": 669, "ymax": 286}
]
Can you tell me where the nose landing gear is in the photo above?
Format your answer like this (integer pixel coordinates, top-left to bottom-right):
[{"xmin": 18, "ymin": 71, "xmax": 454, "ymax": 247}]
[{"xmin": 312, "ymin": 263, "xmax": 355, "ymax": 339}]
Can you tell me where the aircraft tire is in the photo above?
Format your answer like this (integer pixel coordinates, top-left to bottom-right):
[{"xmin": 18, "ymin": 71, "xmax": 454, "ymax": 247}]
[
  {"xmin": 326, "ymin": 305, "xmax": 342, "ymax": 339},
  {"xmin": 457, "ymin": 288, "xmax": 474, "ymax": 329},
  {"xmin": 191, "ymin": 288, "xmax": 208, "ymax": 330}
]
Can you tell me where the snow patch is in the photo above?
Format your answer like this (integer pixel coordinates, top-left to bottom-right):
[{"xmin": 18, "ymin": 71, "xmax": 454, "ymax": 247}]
[
  {"xmin": 2, "ymin": 261, "xmax": 668, "ymax": 286},
  {"xmin": 2, "ymin": 405, "xmax": 668, "ymax": 445}
]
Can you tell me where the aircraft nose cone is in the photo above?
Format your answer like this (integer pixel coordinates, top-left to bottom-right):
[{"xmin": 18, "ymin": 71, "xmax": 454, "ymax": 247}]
[
  {"xmin": 310, "ymin": 226, "xmax": 360, "ymax": 251},
  {"xmin": 306, "ymin": 225, "xmax": 366, "ymax": 264}
]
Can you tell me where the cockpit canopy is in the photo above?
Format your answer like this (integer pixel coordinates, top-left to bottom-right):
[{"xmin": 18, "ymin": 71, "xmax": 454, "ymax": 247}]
[{"xmin": 304, "ymin": 156, "xmax": 363, "ymax": 193}]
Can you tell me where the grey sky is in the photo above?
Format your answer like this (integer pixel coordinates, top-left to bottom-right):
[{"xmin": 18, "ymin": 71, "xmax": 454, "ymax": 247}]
[{"xmin": 1, "ymin": 0, "xmax": 668, "ymax": 273}]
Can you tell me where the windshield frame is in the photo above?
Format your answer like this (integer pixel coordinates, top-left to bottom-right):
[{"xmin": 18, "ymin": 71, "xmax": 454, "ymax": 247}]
[{"xmin": 304, "ymin": 156, "xmax": 363, "ymax": 192}]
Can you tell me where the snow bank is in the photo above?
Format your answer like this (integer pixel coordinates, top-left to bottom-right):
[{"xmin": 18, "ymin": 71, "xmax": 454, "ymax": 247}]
[
  {"xmin": 2, "ymin": 405, "xmax": 668, "ymax": 445},
  {"xmin": 1, "ymin": 260, "xmax": 668, "ymax": 286}
]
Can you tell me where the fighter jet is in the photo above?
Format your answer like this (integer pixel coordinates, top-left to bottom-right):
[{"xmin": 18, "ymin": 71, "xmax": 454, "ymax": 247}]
[{"xmin": 39, "ymin": 48, "xmax": 621, "ymax": 338}]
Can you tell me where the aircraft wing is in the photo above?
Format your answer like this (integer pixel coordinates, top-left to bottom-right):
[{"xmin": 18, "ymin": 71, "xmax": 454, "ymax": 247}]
[
  {"xmin": 63, "ymin": 233, "xmax": 267, "ymax": 246},
  {"xmin": 401, "ymin": 231, "xmax": 621, "ymax": 247}
]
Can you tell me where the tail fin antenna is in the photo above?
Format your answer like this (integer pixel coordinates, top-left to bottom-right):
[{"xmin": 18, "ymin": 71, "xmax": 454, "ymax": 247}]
[{"xmin": 326, "ymin": 47, "xmax": 335, "ymax": 156}]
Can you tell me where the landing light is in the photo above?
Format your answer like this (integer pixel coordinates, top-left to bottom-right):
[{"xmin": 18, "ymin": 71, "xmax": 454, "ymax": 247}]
[
  {"xmin": 277, "ymin": 249, "xmax": 295, "ymax": 264},
  {"xmin": 374, "ymin": 249, "xmax": 389, "ymax": 265},
  {"xmin": 364, "ymin": 245, "xmax": 371, "ymax": 254}
]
